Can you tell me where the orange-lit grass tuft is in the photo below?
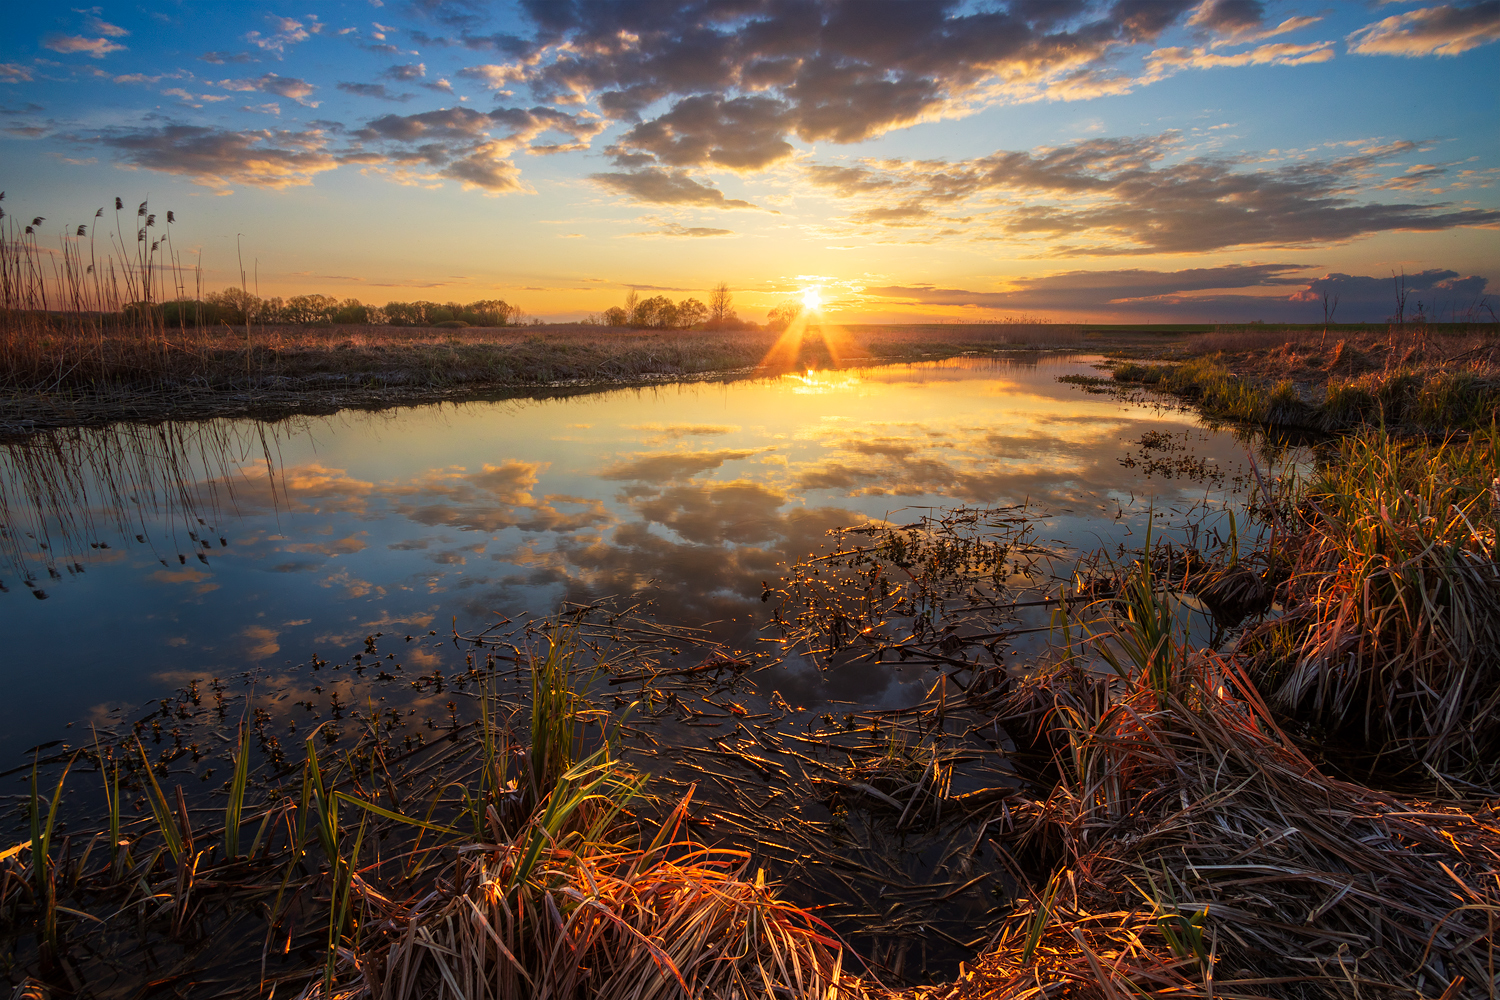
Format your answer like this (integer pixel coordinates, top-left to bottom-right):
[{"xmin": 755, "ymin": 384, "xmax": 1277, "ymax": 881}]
[{"xmin": 373, "ymin": 786, "xmax": 853, "ymax": 1000}]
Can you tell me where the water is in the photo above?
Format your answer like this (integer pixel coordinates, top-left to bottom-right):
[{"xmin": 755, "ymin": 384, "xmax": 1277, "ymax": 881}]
[
  {"xmin": 1, "ymin": 353, "xmax": 1277, "ymax": 979},
  {"xmin": 0, "ymin": 355, "xmax": 1260, "ymax": 755}
]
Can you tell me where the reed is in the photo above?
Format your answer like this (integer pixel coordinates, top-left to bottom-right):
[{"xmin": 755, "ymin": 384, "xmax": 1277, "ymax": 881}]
[
  {"xmin": 1244, "ymin": 426, "xmax": 1500, "ymax": 778},
  {"xmin": 1110, "ymin": 325, "xmax": 1500, "ymax": 432}
]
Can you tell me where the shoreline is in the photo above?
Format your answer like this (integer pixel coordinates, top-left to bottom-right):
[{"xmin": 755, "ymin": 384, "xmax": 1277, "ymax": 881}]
[{"xmin": 0, "ymin": 329, "xmax": 1099, "ymax": 438}]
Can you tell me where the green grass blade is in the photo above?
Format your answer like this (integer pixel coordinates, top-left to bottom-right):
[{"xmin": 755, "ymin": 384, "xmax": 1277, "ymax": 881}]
[{"xmin": 224, "ymin": 721, "xmax": 252, "ymax": 860}]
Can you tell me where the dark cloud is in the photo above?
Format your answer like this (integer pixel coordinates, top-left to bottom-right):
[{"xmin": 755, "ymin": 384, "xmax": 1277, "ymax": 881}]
[
  {"xmin": 383, "ymin": 62, "xmax": 427, "ymax": 81},
  {"xmin": 589, "ymin": 167, "xmax": 761, "ymax": 209},
  {"xmin": 865, "ymin": 264, "xmax": 1493, "ymax": 323},
  {"xmin": 633, "ymin": 481, "xmax": 789, "ymax": 545},
  {"xmin": 1292, "ymin": 269, "xmax": 1491, "ymax": 322},
  {"xmin": 199, "ymin": 51, "xmax": 255, "ymax": 65},
  {"xmin": 609, "ymin": 94, "xmax": 794, "ymax": 171},
  {"xmin": 351, "ymin": 104, "xmax": 605, "ymax": 191},
  {"xmin": 338, "ymin": 82, "xmax": 412, "ymax": 102},
  {"xmin": 478, "ymin": 0, "xmax": 1204, "ymax": 183},
  {"xmin": 808, "ymin": 134, "xmax": 1500, "ymax": 254},
  {"xmin": 405, "ymin": 0, "xmax": 489, "ymax": 31},
  {"xmin": 88, "ymin": 124, "xmax": 340, "ymax": 191},
  {"xmin": 1187, "ymin": 0, "xmax": 1266, "ymax": 35}
]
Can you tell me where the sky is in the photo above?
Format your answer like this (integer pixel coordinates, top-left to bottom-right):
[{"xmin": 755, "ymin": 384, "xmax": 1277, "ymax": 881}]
[{"xmin": 2, "ymin": 0, "xmax": 1498, "ymax": 324}]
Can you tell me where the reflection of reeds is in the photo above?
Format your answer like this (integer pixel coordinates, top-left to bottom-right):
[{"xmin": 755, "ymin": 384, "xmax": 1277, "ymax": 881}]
[{"xmin": 0, "ymin": 419, "xmax": 284, "ymax": 588}]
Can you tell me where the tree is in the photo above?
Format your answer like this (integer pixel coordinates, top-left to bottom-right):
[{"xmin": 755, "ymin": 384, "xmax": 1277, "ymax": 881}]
[
  {"xmin": 634, "ymin": 295, "xmax": 676, "ymax": 328},
  {"xmin": 766, "ymin": 301, "xmax": 802, "ymax": 333},
  {"xmin": 602, "ymin": 306, "xmax": 628, "ymax": 326},
  {"xmin": 709, "ymin": 282, "xmax": 733, "ymax": 325},
  {"xmin": 677, "ymin": 297, "xmax": 707, "ymax": 328},
  {"xmin": 624, "ymin": 290, "xmax": 640, "ymax": 327}
]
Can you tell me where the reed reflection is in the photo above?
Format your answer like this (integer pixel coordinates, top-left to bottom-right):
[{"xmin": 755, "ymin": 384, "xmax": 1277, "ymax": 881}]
[{"xmin": 0, "ymin": 419, "xmax": 285, "ymax": 596}]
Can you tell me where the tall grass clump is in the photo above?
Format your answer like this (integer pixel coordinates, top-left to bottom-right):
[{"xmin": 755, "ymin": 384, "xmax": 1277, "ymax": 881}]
[
  {"xmin": 1246, "ymin": 426, "xmax": 1500, "ymax": 778},
  {"xmin": 986, "ymin": 646, "xmax": 1500, "ymax": 997},
  {"xmin": 378, "ymin": 775, "xmax": 850, "ymax": 1000}
]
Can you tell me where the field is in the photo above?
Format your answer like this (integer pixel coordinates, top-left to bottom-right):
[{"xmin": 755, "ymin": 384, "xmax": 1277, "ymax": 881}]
[{"xmin": 0, "ymin": 313, "xmax": 1096, "ymax": 435}]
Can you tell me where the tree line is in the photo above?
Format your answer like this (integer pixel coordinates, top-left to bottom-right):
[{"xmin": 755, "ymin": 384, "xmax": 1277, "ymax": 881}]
[
  {"xmin": 597, "ymin": 283, "xmax": 755, "ymax": 330},
  {"xmin": 152, "ymin": 282, "xmax": 773, "ymax": 330},
  {"xmin": 158, "ymin": 291, "xmax": 527, "ymax": 328}
]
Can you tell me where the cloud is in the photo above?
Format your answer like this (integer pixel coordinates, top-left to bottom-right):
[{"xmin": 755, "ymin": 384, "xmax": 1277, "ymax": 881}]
[
  {"xmin": 43, "ymin": 34, "xmax": 126, "ymax": 58},
  {"xmin": 1145, "ymin": 39, "xmax": 1334, "ymax": 74},
  {"xmin": 218, "ymin": 73, "xmax": 319, "ymax": 106},
  {"xmin": 1347, "ymin": 3, "xmax": 1500, "ymax": 57},
  {"xmin": 91, "ymin": 124, "xmax": 340, "ymax": 192},
  {"xmin": 609, "ymin": 94, "xmax": 795, "ymax": 171},
  {"xmin": 630, "ymin": 423, "xmax": 740, "ymax": 439},
  {"xmin": 456, "ymin": 62, "xmax": 529, "ymax": 88},
  {"xmin": 0, "ymin": 64, "xmax": 34, "ymax": 83},
  {"xmin": 82, "ymin": 15, "xmax": 129, "ymax": 38},
  {"xmin": 456, "ymin": 0, "xmax": 1337, "ymax": 181},
  {"xmin": 338, "ymin": 82, "xmax": 412, "ymax": 102},
  {"xmin": 386, "ymin": 461, "xmax": 611, "ymax": 535},
  {"xmin": 864, "ymin": 264, "xmax": 1492, "ymax": 323},
  {"xmin": 805, "ymin": 134, "xmax": 1500, "ymax": 254},
  {"xmin": 632, "ymin": 222, "xmax": 736, "ymax": 238},
  {"xmin": 352, "ymin": 104, "xmax": 603, "ymax": 192},
  {"xmin": 598, "ymin": 448, "xmax": 767, "ymax": 483},
  {"xmin": 384, "ymin": 62, "xmax": 426, "ymax": 81},
  {"xmin": 241, "ymin": 625, "xmax": 280, "ymax": 659},
  {"xmin": 282, "ymin": 533, "xmax": 368, "ymax": 556},
  {"xmin": 589, "ymin": 167, "xmax": 760, "ymax": 209},
  {"xmin": 1187, "ymin": 0, "xmax": 1265, "ymax": 33},
  {"xmin": 200, "ymin": 51, "xmax": 254, "ymax": 65},
  {"xmin": 246, "ymin": 15, "xmax": 320, "ymax": 56}
]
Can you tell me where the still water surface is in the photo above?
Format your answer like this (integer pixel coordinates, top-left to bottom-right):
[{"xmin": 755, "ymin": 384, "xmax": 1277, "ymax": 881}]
[{"xmin": 2, "ymin": 355, "xmax": 1252, "ymax": 756}]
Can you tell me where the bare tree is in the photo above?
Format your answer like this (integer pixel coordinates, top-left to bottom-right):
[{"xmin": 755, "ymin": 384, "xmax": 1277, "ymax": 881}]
[
  {"xmin": 623, "ymin": 289, "xmax": 639, "ymax": 327},
  {"xmin": 1392, "ymin": 269, "xmax": 1409, "ymax": 327},
  {"xmin": 709, "ymin": 282, "xmax": 732, "ymax": 325}
]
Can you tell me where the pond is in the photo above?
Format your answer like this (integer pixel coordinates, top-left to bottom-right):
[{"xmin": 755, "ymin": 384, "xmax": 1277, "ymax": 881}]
[{"xmin": 1, "ymin": 354, "xmax": 1268, "ymax": 978}]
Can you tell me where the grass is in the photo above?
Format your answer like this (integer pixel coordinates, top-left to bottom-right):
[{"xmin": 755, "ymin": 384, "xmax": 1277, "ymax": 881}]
[
  {"xmin": 1244, "ymin": 426, "xmax": 1500, "ymax": 779},
  {"xmin": 1, "ymin": 621, "xmax": 870, "ymax": 999},
  {"xmin": 1108, "ymin": 324, "xmax": 1500, "ymax": 431}
]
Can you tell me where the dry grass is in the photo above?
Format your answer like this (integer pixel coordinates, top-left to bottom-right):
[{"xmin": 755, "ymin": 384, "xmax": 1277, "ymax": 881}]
[
  {"xmin": 1110, "ymin": 324, "xmax": 1500, "ymax": 431},
  {"xmin": 1245, "ymin": 427, "xmax": 1500, "ymax": 779},
  {"xmin": 369, "ymin": 789, "xmax": 851, "ymax": 1000},
  {"xmin": 921, "ymin": 555, "xmax": 1500, "ymax": 999}
]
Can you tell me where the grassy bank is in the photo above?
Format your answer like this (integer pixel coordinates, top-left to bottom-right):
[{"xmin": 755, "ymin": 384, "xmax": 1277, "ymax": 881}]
[
  {"xmin": 1108, "ymin": 324, "xmax": 1500, "ymax": 431},
  {"xmin": 0, "ymin": 315, "xmax": 1093, "ymax": 437}
]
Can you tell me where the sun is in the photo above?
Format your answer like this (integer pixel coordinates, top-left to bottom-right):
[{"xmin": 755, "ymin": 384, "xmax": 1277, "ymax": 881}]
[{"xmin": 801, "ymin": 287, "xmax": 822, "ymax": 311}]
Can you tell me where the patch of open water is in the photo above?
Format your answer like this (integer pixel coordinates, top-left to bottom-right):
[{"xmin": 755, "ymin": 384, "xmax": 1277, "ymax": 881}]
[{"xmin": 1, "ymin": 354, "xmax": 1278, "ymax": 979}]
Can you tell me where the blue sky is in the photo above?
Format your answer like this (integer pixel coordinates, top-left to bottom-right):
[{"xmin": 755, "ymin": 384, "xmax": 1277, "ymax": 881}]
[{"xmin": 2, "ymin": 1, "xmax": 1497, "ymax": 323}]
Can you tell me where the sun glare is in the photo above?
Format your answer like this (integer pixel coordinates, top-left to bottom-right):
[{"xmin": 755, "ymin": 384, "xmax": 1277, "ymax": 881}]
[{"xmin": 801, "ymin": 287, "xmax": 822, "ymax": 311}]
